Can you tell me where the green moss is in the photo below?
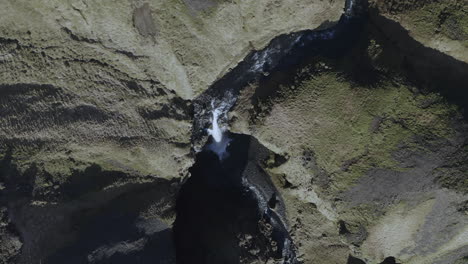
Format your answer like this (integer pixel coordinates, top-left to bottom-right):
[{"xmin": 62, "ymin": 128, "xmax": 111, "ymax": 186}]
[
  {"xmin": 404, "ymin": 0, "xmax": 468, "ymax": 45},
  {"xmin": 0, "ymin": 141, "xmax": 183, "ymax": 186},
  {"xmin": 404, "ymin": 3, "xmax": 444, "ymax": 37},
  {"xmin": 454, "ymin": 256, "xmax": 468, "ymax": 264},
  {"xmin": 440, "ymin": 8, "xmax": 468, "ymax": 44},
  {"xmin": 266, "ymin": 72, "xmax": 457, "ymax": 191},
  {"xmin": 436, "ymin": 168, "xmax": 468, "ymax": 193},
  {"xmin": 433, "ymin": 145, "xmax": 468, "ymax": 193}
]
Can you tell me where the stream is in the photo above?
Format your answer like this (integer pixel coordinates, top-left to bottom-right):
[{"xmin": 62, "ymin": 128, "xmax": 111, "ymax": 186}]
[{"xmin": 174, "ymin": 0, "xmax": 369, "ymax": 263}]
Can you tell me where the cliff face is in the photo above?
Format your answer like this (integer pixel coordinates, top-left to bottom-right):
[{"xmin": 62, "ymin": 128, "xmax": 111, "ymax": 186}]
[
  {"xmin": 0, "ymin": 0, "xmax": 467, "ymax": 263},
  {"xmin": 0, "ymin": 0, "xmax": 343, "ymax": 263},
  {"xmin": 229, "ymin": 2, "xmax": 468, "ymax": 263},
  {"xmin": 0, "ymin": 0, "xmax": 343, "ymax": 180},
  {"xmin": 371, "ymin": 0, "xmax": 468, "ymax": 63}
]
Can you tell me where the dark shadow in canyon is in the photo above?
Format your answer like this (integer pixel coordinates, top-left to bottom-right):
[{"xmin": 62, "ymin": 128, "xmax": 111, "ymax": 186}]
[
  {"xmin": 4, "ymin": 0, "xmax": 468, "ymax": 263},
  {"xmin": 347, "ymin": 255, "xmax": 367, "ymax": 264},
  {"xmin": 43, "ymin": 181, "xmax": 178, "ymax": 264},
  {"xmin": 185, "ymin": 2, "xmax": 468, "ymax": 263},
  {"xmin": 379, "ymin": 256, "xmax": 399, "ymax": 264},
  {"xmin": 1, "ymin": 150, "xmax": 179, "ymax": 264},
  {"xmin": 192, "ymin": 4, "xmax": 369, "ymax": 146},
  {"xmin": 183, "ymin": 2, "xmax": 370, "ymax": 263},
  {"xmin": 367, "ymin": 9, "xmax": 468, "ymax": 118},
  {"xmin": 174, "ymin": 134, "xmax": 295, "ymax": 264},
  {"xmin": 243, "ymin": 7, "xmax": 468, "ymax": 126}
]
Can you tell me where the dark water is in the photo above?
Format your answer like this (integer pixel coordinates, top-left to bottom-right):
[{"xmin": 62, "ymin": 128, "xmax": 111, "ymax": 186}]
[
  {"xmin": 178, "ymin": 1, "xmax": 370, "ymax": 263},
  {"xmin": 174, "ymin": 134, "xmax": 255, "ymax": 264},
  {"xmin": 174, "ymin": 134, "xmax": 296, "ymax": 264},
  {"xmin": 176, "ymin": 0, "xmax": 468, "ymax": 262},
  {"xmin": 192, "ymin": 0, "xmax": 368, "ymax": 145}
]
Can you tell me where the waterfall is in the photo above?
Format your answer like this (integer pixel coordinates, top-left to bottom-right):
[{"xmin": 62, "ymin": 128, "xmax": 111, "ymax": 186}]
[
  {"xmin": 207, "ymin": 102, "xmax": 223, "ymax": 143},
  {"xmin": 186, "ymin": 0, "xmax": 368, "ymax": 261},
  {"xmin": 206, "ymin": 101, "xmax": 232, "ymax": 160}
]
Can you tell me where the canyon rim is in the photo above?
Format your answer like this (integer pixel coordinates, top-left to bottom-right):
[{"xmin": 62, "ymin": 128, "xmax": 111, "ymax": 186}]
[{"xmin": 0, "ymin": 0, "xmax": 467, "ymax": 263}]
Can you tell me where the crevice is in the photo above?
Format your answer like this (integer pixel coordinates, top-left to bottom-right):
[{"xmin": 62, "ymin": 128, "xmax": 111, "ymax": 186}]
[
  {"xmin": 61, "ymin": 26, "xmax": 148, "ymax": 61},
  {"xmin": 338, "ymin": 220, "xmax": 350, "ymax": 235},
  {"xmin": 379, "ymin": 256, "xmax": 399, "ymax": 264},
  {"xmin": 62, "ymin": 27, "xmax": 99, "ymax": 44},
  {"xmin": 137, "ymin": 96, "xmax": 192, "ymax": 121},
  {"xmin": 347, "ymin": 255, "xmax": 367, "ymax": 264}
]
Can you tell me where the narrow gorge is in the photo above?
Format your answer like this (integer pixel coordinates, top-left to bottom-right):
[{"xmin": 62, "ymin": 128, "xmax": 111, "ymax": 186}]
[
  {"xmin": 0, "ymin": 0, "xmax": 467, "ymax": 263},
  {"xmin": 175, "ymin": 2, "xmax": 368, "ymax": 262}
]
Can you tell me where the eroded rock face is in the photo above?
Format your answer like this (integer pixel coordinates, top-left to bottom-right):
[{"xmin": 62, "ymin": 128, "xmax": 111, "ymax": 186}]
[
  {"xmin": 0, "ymin": 0, "xmax": 344, "ymax": 180},
  {"xmin": 0, "ymin": 0, "xmax": 344, "ymax": 262},
  {"xmin": 228, "ymin": 7, "xmax": 468, "ymax": 263},
  {"xmin": 370, "ymin": 0, "xmax": 468, "ymax": 63},
  {"xmin": 1, "ymin": 0, "xmax": 467, "ymax": 263}
]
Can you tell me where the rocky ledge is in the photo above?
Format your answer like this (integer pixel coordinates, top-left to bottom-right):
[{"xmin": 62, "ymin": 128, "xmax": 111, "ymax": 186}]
[{"xmin": 0, "ymin": 0, "xmax": 467, "ymax": 263}]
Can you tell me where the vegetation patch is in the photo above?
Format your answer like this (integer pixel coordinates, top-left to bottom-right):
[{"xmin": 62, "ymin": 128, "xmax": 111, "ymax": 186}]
[{"xmin": 402, "ymin": 0, "xmax": 468, "ymax": 45}]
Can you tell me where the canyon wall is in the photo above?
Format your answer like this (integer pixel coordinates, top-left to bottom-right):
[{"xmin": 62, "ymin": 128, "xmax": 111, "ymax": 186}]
[{"xmin": 0, "ymin": 0, "xmax": 467, "ymax": 263}]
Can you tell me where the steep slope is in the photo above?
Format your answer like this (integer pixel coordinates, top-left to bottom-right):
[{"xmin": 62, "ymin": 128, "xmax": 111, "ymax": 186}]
[
  {"xmin": 1, "ymin": 0, "xmax": 467, "ymax": 263},
  {"xmin": 370, "ymin": 0, "xmax": 468, "ymax": 63},
  {"xmin": 0, "ymin": 0, "xmax": 343, "ymax": 263},
  {"xmin": 229, "ymin": 7, "xmax": 468, "ymax": 263}
]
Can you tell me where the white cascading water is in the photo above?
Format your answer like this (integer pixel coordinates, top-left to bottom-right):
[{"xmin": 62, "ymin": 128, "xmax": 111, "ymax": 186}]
[
  {"xmin": 207, "ymin": 101, "xmax": 232, "ymax": 160},
  {"xmin": 207, "ymin": 105, "xmax": 222, "ymax": 143}
]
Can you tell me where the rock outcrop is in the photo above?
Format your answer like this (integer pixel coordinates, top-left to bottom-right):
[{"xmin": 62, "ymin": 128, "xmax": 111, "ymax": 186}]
[
  {"xmin": 0, "ymin": 0, "xmax": 467, "ymax": 263},
  {"xmin": 0, "ymin": 0, "xmax": 343, "ymax": 263},
  {"xmin": 229, "ymin": 2, "xmax": 468, "ymax": 263}
]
